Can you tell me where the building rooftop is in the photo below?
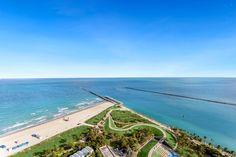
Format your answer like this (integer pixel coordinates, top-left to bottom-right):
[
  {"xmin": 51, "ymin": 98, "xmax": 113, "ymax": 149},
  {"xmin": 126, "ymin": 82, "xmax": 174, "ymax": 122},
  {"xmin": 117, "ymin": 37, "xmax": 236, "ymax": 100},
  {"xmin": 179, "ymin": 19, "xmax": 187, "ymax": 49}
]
[{"xmin": 70, "ymin": 146, "xmax": 94, "ymax": 157}]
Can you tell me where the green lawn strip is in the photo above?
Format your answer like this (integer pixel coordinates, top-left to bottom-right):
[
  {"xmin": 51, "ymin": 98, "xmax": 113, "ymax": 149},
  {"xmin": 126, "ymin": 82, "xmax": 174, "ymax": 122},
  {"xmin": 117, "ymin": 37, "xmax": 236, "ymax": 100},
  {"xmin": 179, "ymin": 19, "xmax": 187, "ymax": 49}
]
[
  {"xmin": 111, "ymin": 110, "xmax": 151, "ymax": 124},
  {"xmin": 165, "ymin": 131, "xmax": 177, "ymax": 149},
  {"xmin": 132, "ymin": 125, "xmax": 163, "ymax": 138},
  {"xmin": 109, "ymin": 116, "xmax": 119, "ymax": 129},
  {"xmin": 12, "ymin": 126, "xmax": 90, "ymax": 157},
  {"xmin": 104, "ymin": 118, "xmax": 123, "ymax": 135},
  {"xmin": 85, "ymin": 105, "xmax": 116, "ymax": 125},
  {"xmin": 137, "ymin": 140, "xmax": 157, "ymax": 157},
  {"xmin": 104, "ymin": 118, "xmax": 131, "ymax": 135},
  {"xmin": 105, "ymin": 118, "xmax": 164, "ymax": 138},
  {"xmin": 152, "ymin": 151, "xmax": 162, "ymax": 157}
]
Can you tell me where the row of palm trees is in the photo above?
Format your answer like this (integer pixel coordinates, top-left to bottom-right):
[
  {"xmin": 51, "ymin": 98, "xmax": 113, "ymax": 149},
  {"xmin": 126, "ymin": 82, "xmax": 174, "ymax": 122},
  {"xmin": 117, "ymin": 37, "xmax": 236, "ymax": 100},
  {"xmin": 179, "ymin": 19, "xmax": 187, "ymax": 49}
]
[{"xmin": 172, "ymin": 127, "xmax": 235, "ymax": 157}]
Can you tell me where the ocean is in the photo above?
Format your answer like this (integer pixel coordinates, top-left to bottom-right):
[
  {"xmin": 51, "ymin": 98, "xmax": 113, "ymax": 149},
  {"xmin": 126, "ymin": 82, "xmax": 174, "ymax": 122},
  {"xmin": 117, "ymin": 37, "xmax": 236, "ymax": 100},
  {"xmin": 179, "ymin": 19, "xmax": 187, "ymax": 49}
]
[{"xmin": 0, "ymin": 78, "xmax": 236, "ymax": 151}]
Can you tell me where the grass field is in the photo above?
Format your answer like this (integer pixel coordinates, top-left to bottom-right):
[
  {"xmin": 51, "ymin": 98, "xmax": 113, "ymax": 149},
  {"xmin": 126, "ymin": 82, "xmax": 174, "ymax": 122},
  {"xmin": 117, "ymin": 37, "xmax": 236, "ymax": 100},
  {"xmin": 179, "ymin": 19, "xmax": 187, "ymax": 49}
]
[
  {"xmin": 85, "ymin": 105, "xmax": 116, "ymax": 125},
  {"xmin": 152, "ymin": 151, "xmax": 162, "ymax": 157},
  {"xmin": 11, "ymin": 106, "xmax": 172, "ymax": 157},
  {"xmin": 109, "ymin": 116, "xmax": 119, "ymax": 129},
  {"xmin": 104, "ymin": 109, "xmax": 164, "ymax": 138},
  {"xmin": 165, "ymin": 131, "xmax": 176, "ymax": 148},
  {"xmin": 137, "ymin": 140, "xmax": 157, "ymax": 157},
  {"xmin": 12, "ymin": 126, "xmax": 90, "ymax": 157},
  {"xmin": 104, "ymin": 118, "xmax": 118, "ymax": 134},
  {"xmin": 132, "ymin": 125, "xmax": 163, "ymax": 138},
  {"xmin": 104, "ymin": 117, "xmax": 164, "ymax": 138},
  {"xmin": 111, "ymin": 110, "xmax": 151, "ymax": 125}
]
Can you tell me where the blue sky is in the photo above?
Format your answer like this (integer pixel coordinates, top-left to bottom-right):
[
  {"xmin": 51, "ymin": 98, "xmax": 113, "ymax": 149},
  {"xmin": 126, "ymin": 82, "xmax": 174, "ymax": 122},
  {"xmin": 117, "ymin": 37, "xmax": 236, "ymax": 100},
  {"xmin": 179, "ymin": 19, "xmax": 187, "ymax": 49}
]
[{"xmin": 0, "ymin": 0, "xmax": 235, "ymax": 78}]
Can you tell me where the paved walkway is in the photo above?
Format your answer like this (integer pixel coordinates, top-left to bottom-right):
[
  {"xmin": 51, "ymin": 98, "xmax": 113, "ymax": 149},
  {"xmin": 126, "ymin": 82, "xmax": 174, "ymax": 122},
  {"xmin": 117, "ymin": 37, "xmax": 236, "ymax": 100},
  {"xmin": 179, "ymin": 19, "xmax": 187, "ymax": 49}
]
[
  {"xmin": 94, "ymin": 106, "xmax": 177, "ymax": 157},
  {"xmin": 107, "ymin": 109, "xmax": 167, "ymax": 139},
  {"xmin": 148, "ymin": 142, "xmax": 162, "ymax": 157},
  {"xmin": 136, "ymin": 137, "xmax": 154, "ymax": 155},
  {"xmin": 106, "ymin": 108, "xmax": 169, "ymax": 157}
]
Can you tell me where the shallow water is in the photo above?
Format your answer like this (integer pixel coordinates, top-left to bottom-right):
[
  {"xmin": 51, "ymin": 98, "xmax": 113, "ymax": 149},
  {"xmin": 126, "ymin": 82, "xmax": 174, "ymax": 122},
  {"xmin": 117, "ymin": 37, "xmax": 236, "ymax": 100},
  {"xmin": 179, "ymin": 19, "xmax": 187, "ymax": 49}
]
[{"xmin": 0, "ymin": 78, "xmax": 235, "ymax": 150}]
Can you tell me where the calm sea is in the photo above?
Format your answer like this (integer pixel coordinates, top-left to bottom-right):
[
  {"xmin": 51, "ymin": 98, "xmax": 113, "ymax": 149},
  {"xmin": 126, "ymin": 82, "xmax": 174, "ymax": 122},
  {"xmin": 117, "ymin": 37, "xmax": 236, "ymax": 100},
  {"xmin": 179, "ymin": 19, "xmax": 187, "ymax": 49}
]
[{"xmin": 0, "ymin": 78, "xmax": 236, "ymax": 150}]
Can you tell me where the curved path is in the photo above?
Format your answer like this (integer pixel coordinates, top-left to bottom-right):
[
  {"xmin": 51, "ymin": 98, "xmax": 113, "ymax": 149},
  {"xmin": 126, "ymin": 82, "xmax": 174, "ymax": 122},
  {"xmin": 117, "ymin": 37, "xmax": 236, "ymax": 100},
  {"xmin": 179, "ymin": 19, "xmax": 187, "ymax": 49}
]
[
  {"xmin": 104, "ymin": 108, "xmax": 179, "ymax": 157},
  {"xmin": 107, "ymin": 110, "xmax": 167, "ymax": 139},
  {"xmin": 107, "ymin": 114, "xmax": 167, "ymax": 157}
]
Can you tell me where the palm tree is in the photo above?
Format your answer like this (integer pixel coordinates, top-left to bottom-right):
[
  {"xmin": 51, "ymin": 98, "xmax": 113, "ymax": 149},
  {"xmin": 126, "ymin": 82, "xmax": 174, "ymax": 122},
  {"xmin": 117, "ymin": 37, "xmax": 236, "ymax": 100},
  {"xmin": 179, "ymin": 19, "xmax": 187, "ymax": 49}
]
[
  {"xmin": 59, "ymin": 138, "xmax": 67, "ymax": 144},
  {"xmin": 72, "ymin": 134, "xmax": 79, "ymax": 141},
  {"xmin": 223, "ymin": 147, "xmax": 228, "ymax": 152}
]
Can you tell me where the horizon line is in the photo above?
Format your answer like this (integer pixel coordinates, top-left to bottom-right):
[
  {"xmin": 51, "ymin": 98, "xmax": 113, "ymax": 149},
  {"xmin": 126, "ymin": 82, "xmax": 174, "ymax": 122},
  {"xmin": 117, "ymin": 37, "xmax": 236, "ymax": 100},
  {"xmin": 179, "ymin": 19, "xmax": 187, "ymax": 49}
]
[{"xmin": 1, "ymin": 76, "xmax": 236, "ymax": 80}]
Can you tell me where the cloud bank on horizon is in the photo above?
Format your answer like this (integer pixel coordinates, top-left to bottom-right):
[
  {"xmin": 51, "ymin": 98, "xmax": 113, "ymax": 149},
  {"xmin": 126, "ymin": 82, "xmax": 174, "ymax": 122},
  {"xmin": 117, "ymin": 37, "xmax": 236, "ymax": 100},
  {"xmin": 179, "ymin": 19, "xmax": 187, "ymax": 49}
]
[{"xmin": 0, "ymin": 0, "xmax": 235, "ymax": 78}]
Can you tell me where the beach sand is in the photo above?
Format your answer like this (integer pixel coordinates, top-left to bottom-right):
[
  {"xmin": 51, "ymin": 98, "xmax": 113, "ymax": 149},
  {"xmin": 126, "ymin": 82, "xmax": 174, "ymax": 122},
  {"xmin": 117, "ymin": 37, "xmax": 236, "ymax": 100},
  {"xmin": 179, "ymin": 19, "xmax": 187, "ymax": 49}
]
[{"xmin": 0, "ymin": 101, "xmax": 114, "ymax": 157}]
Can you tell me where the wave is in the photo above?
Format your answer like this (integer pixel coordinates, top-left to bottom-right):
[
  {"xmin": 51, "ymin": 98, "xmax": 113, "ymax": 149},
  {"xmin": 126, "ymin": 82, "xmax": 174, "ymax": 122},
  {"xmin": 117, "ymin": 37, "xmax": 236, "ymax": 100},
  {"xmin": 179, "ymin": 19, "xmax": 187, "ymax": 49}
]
[
  {"xmin": 75, "ymin": 101, "xmax": 88, "ymax": 106},
  {"xmin": 37, "ymin": 118, "xmax": 47, "ymax": 123},
  {"xmin": 2, "ymin": 121, "xmax": 30, "ymax": 132},
  {"xmin": 30, "ymin": 112, "xmax": 36, "ymax": 116},
  {"xmin": 76, "ymin": 98, "xmax": 103, "ymax": 106},
  {"xmin": 1, "ymin": 98, "xmax": 103, "ymax": 135},
  {"xmin": 57, "ymin": 107, "xmax": 69, "ymax": 114},
  {"xmin": 1, "ymin": 115, "xmax": 48, "ymax": 134},
  {"xmin": 53, "ymin": 113, "xmax": 63, "ymax": 117},
  {"xmin": 96, "ymin": 97, "xmax": 102, "ymax": 101},
  {"xmin": 34, "ymin": 116, "xmax": 47, "ymax": 121}
]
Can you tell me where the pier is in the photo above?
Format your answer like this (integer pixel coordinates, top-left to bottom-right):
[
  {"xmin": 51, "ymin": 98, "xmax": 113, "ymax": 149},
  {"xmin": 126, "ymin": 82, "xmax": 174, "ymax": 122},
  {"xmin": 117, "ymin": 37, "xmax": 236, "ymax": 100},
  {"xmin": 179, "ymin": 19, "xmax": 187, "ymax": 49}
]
[
  {"xmin": 81, "ymin": 88, "xmax": 122, "ymax": 105},
  {"xmin": 125, "ymin": 87, "xmax": 236, "ymax": 107}
]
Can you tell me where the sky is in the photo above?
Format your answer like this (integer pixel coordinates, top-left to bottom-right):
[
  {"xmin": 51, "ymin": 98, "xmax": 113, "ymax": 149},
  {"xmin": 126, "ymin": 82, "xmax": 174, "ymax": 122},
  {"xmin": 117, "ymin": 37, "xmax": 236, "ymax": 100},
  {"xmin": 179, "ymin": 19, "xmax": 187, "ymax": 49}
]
[{"xmin": 0, "ymin": 0, "xmax": 236, "ymax": 78}]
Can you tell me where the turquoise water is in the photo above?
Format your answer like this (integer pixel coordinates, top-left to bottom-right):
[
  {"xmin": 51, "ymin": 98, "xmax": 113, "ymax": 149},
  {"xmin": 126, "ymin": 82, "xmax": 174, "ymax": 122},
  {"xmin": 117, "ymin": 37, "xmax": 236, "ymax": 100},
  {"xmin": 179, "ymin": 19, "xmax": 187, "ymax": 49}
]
[{"xmin": 0, "ymin": 78, "xmax": 236, "ymax": 151}]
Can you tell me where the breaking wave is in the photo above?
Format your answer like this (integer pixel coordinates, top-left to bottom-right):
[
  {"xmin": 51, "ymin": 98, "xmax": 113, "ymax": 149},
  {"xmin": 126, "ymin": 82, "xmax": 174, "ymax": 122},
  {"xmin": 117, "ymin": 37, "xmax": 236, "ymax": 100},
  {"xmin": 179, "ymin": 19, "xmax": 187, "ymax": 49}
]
[{"xmin": 0, "ymin": 98, "xmax": 103, "ymax": 136}]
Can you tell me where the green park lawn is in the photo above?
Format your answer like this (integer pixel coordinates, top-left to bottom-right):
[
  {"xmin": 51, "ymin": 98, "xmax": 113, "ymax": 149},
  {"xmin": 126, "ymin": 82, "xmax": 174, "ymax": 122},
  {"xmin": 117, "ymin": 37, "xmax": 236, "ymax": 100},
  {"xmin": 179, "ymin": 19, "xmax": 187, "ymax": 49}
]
[
  {"xmin": 104, "ymin": 116, "xmax": 163, "ymax": 138},
  {"xmin": 152, "ymin": 151, "xmax": 162, "ymax": 157},
  {"xmin": 85, "ymin": 105, "xmax": 116, "ymax": 125},
  {"xmin": 111, "ymin": 110, "xmax": 151, "ymax": 126},
  {"xmin": 12, "ymin": 126, "xmax": 90, "ymax": 157},
  {"xmin": 137, "ymin": 140, "xmax": 157, "ymax": 157},
  {"xmin": 166, "ymin": 131, "xmax": 177, "ymax": 148}
]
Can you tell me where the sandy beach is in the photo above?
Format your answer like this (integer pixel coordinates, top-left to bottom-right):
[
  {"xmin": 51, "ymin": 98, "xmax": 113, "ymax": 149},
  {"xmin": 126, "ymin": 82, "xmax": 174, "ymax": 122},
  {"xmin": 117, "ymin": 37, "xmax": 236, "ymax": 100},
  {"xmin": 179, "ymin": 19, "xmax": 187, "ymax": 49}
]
[{"xmin": 0, "ymin": 101, "xmax": 114, "ymax": 157}]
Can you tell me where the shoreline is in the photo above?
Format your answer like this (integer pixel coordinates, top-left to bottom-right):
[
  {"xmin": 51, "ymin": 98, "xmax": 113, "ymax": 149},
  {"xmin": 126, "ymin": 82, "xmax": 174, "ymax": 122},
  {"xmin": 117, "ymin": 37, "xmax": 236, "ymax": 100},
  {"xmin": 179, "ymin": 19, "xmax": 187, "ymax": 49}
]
[
  {"xmin": 119, "ymin": 104, "xmax": 235, "ymax": 155},
  {"xmin": 0, "ymin": 100, "xmax": 103, "ymax": 138},
  {"xmin": 1, "ymin": 99, "xmax": 234, "ymax": 157},
  {"xmin": 0, "ymin": 101, "xmax": 114, "ymax": 157}
]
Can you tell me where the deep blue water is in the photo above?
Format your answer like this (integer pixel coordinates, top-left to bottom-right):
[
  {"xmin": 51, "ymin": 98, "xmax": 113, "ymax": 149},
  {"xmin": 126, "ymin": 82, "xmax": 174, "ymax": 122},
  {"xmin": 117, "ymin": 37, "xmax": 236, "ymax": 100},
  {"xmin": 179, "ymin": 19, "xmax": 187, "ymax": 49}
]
[{"xmin": 0, "ymin": 78, "xmax": 236, "ymax": 150}]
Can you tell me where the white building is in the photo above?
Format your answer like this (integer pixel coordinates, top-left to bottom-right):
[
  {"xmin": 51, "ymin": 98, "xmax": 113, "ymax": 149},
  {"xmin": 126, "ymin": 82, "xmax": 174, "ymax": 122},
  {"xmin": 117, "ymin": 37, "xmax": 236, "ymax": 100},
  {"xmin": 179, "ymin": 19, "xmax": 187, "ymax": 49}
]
[{"xmin": 70, "ymin": 146, "xmax": 94, "ymax": 157}]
